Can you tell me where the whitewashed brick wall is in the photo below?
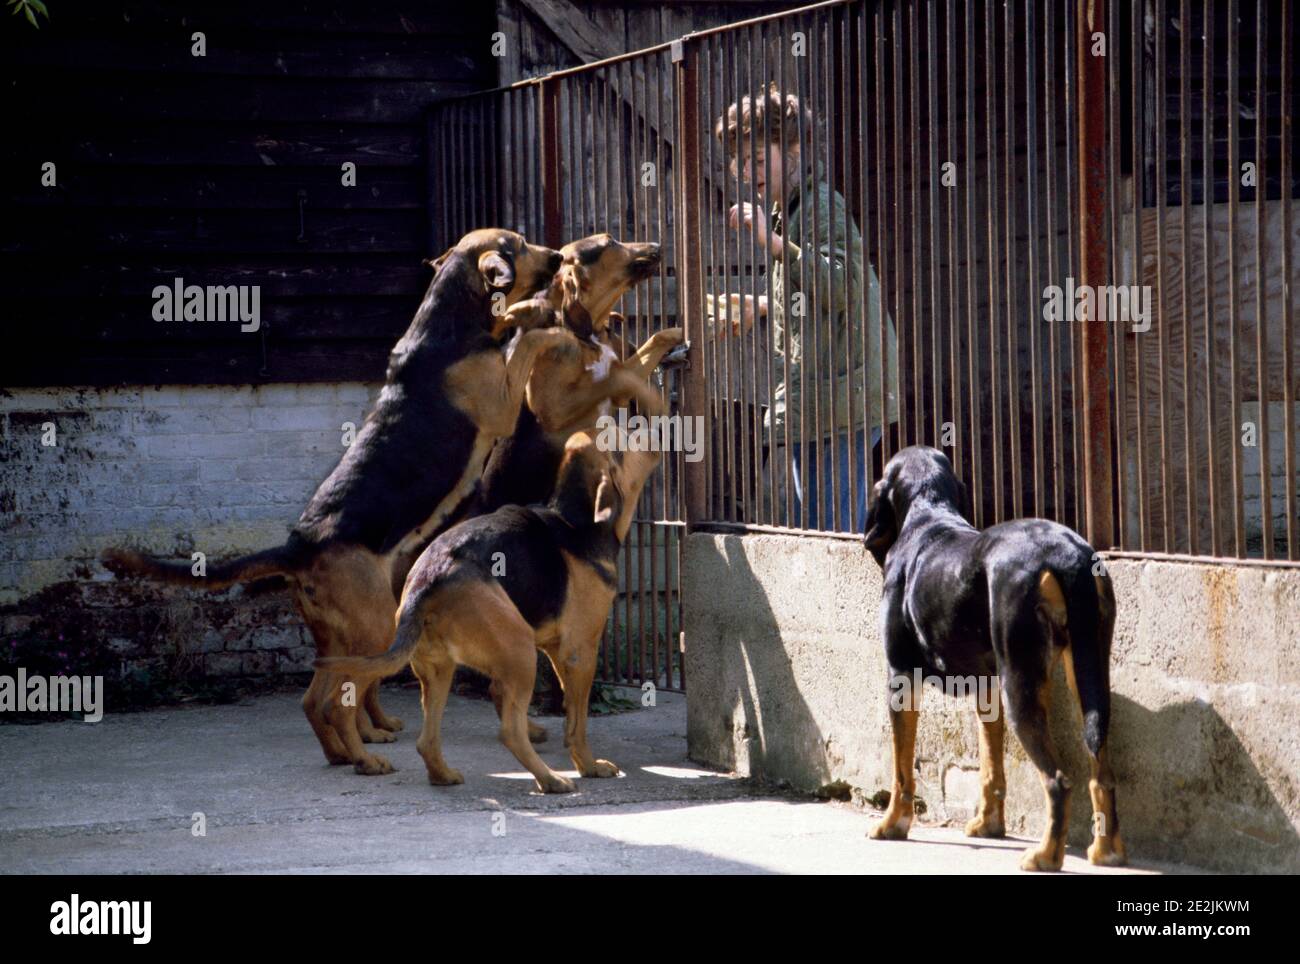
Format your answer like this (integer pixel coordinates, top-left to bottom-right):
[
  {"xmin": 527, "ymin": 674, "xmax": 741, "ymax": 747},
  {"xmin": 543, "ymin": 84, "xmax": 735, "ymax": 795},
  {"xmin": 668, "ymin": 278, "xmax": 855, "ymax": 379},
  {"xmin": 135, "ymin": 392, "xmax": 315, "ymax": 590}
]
[{"xmin": 1, "ymin": 384, "xmax": 380, "ymax": 677}]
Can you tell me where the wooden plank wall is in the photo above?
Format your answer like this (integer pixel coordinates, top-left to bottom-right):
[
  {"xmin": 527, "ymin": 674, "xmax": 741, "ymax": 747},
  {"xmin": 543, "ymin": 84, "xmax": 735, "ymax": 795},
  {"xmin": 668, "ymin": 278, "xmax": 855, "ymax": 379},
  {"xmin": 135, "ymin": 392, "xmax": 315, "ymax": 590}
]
[
  {"xmin": 1, "ymin": 0, "xmax": 496, "ymax": 385},
  {"xmin": 1118, "ymin": 199, "xmax": 1300, "ymax": 554}
]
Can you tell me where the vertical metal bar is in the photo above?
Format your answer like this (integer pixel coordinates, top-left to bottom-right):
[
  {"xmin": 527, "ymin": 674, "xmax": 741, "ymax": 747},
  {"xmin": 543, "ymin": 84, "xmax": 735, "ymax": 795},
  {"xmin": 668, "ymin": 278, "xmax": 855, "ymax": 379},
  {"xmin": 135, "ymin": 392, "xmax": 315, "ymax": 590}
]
[
  {"xmin": 1181, "ymin": 0, "xmax": 1198, "ymax": 554},
  {"xmin": 1046, "ymin": 0, "xmax": 1063, "ymax": 521},
  {"xmin": 875, "ymin": 1, "xmax": 892, "ymax": 473},
  {"xmin": 705, "ymin": 36, "xmax": 720, "ymax": 521},
  {"xmin": 1107, "ymin": 0, "xmax": 1126, "ymax": 548},
  {"xmin": 806, "ymin": 12, "xmax": 826, "ymax": 527},
  {"xmin": 762, "ymin": 20, "xmax": 779, "ymax": 528},
  {"xmin": 1155, "ymin": 0, "xmax": 1173, "ymax": 552},
  {"xmin": 1066, "ymin": 0, "xmax": 1083, "ymax": 533},
  {"xmin": 723, "ymin": 32, "xmax": 738, "ymax": 523},
  {"xmin": 1283, "ymin": 0, "xmax": 1297, "ymax": 560},
  {"xmin": 820, "ymin": 11, "xmax": 840, "ymax": 530},
  {"xmin": 1027, "ymin": 0, "xmax": 1043, "ymax": 517},
  {"xmin": 780, "ymin": 24, "xmax": 795, "ymax": 527},
  {"xmin": 893, "ymin": 0, "xmax": 907, "ymax": 454},
  {"xmin": 1078, "ymin": 0, "xmax": 1115, "ymax": 550},
  {"xmin": 966, "ymin": 0, "xmax": 982, "ymax": 527},
  {"xmin": 1004, "ymin": 0, "xmax": 1021, "ymax": 519},
  {"xmin": 1254, "ymin": 0, "xmax": 1272, "ymax": 558},
  {"xmin": 946, "ymin": 0, "xmax": 961, "ymax": 500},
  {"xmin": 842, "ymin": 5, "xmax": 863, "ymax": 527},
  {"xmin": 1227, "ymin": 0, "xmax": 1244, "ymax": 555},
  {"xmin": 677, "ymin": 39, "xmax": 707, "ymax": 530},
  {"xmin": 858, "ymin": 3, "xmax": 876, "ymax": 505},
  {"xmin": 909, "ymin": 1, "xmax": 922, "ymax": 451},
  {"xmin": 1203, "ymin": 0, "xmax": 1221, "ymax": 556},
  {"xmin": 927, "ymin": 0, "xmax": 942, "ymax": 458},
  {"xmin": 986, "ymin": 0, "xmax": 1004, "ymax": 522},
  {"xmin": 745, "ymin": 23, "xmax": 762, "ymax": 526},
  {"xmin": 795, "ymin": 15, "xmax": 806, "ymax": 524},
  {"xmin": 1132, "ymin": 0, "xmax": 1148, "ymax": 549}
]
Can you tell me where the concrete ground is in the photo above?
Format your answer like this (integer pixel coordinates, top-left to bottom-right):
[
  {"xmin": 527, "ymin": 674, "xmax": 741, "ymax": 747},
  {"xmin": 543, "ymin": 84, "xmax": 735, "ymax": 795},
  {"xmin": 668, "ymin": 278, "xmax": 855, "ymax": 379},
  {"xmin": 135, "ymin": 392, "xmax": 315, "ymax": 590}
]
[{"xmin": 0, "ymin": 687, "xmax": 1197, "ymax": 874}]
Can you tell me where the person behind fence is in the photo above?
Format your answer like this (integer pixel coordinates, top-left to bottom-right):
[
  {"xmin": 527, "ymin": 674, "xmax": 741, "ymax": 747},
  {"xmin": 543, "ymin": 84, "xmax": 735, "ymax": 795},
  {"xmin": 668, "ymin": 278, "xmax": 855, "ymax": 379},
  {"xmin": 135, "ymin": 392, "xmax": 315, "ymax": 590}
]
[{"xmin": 714, "ymin": 84, "xmax": 899, "ymax": 532}]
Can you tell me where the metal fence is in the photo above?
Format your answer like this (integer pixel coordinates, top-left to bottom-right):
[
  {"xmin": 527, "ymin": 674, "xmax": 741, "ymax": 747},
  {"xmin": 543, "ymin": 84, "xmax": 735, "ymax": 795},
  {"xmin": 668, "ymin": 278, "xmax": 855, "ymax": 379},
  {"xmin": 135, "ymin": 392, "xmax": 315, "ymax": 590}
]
[{"xmin": 427, "ymin": 0, "xmax": 1299, "ymax": 686}]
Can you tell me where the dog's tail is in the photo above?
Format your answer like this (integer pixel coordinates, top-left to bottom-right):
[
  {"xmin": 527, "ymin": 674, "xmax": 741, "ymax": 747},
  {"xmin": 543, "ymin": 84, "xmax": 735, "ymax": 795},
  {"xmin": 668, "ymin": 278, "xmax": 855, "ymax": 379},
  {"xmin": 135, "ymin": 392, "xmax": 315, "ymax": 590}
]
[
  {"xmin": 312, "ymin": 590, "xmax": 430, "ymax": 680},
  {"xmin": 102, "ymin": 545, "xmax": 295, "ymax": 590},
  {"xmin": 1063, "ymin": 563, "xmax": 1116, "ymax": 757}
]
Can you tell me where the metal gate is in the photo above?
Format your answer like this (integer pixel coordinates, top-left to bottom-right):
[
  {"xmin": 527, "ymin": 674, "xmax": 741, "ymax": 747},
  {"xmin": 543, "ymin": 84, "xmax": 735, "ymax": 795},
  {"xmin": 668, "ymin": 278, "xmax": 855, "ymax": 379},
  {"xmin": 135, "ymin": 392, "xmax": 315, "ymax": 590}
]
[{"xmin": 428, "ymin": 0, "xmax": 1299, "ymax": 688}]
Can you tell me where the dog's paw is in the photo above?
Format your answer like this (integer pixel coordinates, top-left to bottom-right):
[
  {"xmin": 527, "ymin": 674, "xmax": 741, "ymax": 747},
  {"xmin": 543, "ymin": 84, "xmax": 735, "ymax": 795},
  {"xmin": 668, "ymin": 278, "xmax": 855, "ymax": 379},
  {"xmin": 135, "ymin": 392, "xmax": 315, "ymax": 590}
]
[
  {"xmin": 868, "ymin": 818, "xmax": 910, "ymax": 841},
  {"xmin": 353, "ymin": 754, "xmax": 395, "ymax": 776},
  {"xmin": 535, "ymin": 772, "xmax": 577, "ymax": 794},
  {"xmin": 964, "ymin": 815, "xmax": 1005, "ymax": 839},
  {"xmin": 1019, "ymin": 847, "xmax": 1064, "ymax": 872},
  {"xmin": 1087, "ymin": 836, "xmax": 1127, "ymax": 867},
  {"xmin": 378, "ymin": 716, "xmax": 404, "ymax": 733},
  {"xmin": 527, "ymin": 720, "xmax": 549, "ymax": 744},
  {"xmin": 362, "ymin": 729, "xmax": 397, "ymax": 744},
  {"xmin": 580, "ymin": 759, "xmax": 621, "ymax": 779},
  {"xmin": 427, "ymin": 766, "xmax": 464, "ymax": 787}
]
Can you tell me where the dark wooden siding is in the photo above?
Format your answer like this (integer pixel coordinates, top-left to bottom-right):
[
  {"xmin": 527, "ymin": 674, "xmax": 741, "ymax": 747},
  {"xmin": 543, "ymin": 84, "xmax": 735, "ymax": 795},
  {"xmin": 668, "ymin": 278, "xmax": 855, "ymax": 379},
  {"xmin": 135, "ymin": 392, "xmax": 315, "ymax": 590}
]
[{"xmin": 0, "ymin": 1, "xmax": 496, "ymax": 385}]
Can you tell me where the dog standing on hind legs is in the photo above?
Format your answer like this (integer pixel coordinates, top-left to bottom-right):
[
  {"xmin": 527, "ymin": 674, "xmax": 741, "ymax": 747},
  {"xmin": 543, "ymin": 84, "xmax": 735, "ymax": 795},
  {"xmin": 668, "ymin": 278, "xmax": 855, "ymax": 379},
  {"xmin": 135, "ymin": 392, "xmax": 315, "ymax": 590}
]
[
  {"xmin": 861, "ymin": 446, "xmax": 1126, "ymax": 871},
  {"xmin": 316, "ymin": 411, "xmax": 664, "ymax": 795},
  {"xmin": 104, "ymin": 229, "xmax": 567, "ymax": 775}
]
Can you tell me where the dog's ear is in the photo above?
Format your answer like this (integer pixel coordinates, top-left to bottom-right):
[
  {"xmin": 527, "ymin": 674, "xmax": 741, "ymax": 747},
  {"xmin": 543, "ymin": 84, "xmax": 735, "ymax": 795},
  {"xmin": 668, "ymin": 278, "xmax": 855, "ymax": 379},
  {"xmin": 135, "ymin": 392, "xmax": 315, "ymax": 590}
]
[
  {"xmin": 862, "ymin": 480, "xmax": 897, "ymax": 566},
  {"xmin": 423, "ymin": 247, "xmax": 454, "ymax": 273},
  {"xmin": 560, "ymin": 265, "xmax": 595, "ymax": 340},
  {"xmin": 478, "ymin": 250, "xmax": 516, "ymax": 292}
]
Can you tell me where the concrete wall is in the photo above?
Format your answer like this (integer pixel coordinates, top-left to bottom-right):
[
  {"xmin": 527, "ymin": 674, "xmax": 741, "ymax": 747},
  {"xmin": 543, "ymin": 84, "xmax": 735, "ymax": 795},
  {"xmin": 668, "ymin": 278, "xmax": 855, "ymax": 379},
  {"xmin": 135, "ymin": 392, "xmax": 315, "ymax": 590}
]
[
  {"xmin": 1, "ymin": 384, "xmax": 379, "ymax": 680},
  {"xmin": 684, "ymin": 533, "xmax": 1300, "ymax": 873}
]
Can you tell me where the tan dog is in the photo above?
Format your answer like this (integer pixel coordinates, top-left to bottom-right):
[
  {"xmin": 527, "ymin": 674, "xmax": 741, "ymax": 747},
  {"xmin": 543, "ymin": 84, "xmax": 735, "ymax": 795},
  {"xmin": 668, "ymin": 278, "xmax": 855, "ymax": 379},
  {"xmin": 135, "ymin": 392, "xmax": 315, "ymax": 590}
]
[{"xmin": 105, "ymin": 229, "xmax": 573, "ymax": 775}]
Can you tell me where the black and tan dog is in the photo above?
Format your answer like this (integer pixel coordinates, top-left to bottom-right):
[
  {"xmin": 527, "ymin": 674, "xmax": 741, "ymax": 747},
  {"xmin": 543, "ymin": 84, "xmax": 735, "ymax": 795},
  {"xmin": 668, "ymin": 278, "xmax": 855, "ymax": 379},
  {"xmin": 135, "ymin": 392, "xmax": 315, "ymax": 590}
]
[
  {"xmin": 862, "ymin": 446, "xmax": 1125, "ymax": 871},
  {"xmin": 317, "ymin": 418, "xmax": 663, "ymax": 793},
  {"xmin": 104, "ymin": 228, "xmax": 570, "ymax": 775},
  {"xmin": 464, "ymin": 235, "xmax": 684, "ymax": 741}
]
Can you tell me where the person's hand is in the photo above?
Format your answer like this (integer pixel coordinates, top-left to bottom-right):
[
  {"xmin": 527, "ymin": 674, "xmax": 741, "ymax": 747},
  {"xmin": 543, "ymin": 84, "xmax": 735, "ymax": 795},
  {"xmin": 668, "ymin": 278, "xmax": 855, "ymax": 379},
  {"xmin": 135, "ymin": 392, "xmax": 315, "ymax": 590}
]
[
  {"xmin": 729, "ymin": 201, "xmax": 771, "ymax": 248},
  {"xmin": 710, "ymin": 293, "xmax": 763, "ymax": 337},
  {"xmin": 729, "ymin": 202, "xmax": 786, "ymax": 259}
]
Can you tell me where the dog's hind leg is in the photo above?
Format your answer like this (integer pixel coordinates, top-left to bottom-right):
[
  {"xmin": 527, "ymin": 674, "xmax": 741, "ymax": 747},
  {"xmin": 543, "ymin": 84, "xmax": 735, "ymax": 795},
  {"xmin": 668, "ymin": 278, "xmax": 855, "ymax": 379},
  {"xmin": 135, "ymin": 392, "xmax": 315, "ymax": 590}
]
[
  {"xmin": 355, "ymin": 682, "xmax": 397, "ymax": 745},
  {"xmin": 302, "ymin": 669, "xmax": 350, "ymax": 766},
  {"xmin": 364, "ymin": 680, "xmax": 404, "ymax": 734},
  {"xmin": 869, "ymin": 676, "xmax": 919, "ymax": 841},
  {"xmin": 1063, "ymin": 575, "xmax": 1126, "ymax": 866},
  {"xmin": 964, "ymin": 690, "xmax": 1007, "ymax": 838},
  {"xmin": 321, "ymin": 671, "xmax": 394, "ymax": 775},
  {"xmin": 412, "ymin": 648, "xmax": 462, "ymax": 786},
  {"xmin": 487, "ymin": 679, "xmax": 549, "ymax": 744},
  {"xmin": 494, "ymin": 640, "xmax": 575, "ymax": 794}
]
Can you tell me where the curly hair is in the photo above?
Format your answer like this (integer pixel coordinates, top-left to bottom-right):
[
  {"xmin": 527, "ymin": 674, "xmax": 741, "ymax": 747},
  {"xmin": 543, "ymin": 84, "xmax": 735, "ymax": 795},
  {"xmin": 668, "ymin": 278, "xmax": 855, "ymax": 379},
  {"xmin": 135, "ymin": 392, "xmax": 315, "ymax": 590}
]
[{"xmin": 714, "ymin": 83, "xmax": 813, "ymax": 160}]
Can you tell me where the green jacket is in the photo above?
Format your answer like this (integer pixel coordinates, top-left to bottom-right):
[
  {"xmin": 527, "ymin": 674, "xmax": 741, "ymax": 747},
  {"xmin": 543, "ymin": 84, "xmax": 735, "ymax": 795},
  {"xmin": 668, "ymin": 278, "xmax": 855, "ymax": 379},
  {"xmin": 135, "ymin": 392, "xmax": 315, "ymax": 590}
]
[{"xmin": 768, "ymin": 172, "xmax": 899, "ymax": 441}]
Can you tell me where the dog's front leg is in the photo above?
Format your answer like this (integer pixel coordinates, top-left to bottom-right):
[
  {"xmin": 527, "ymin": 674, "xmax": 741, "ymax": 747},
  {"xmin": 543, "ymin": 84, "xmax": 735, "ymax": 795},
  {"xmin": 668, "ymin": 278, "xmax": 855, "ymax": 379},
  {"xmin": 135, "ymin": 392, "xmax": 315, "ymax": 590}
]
[
  {"xmin": 622, "ymin": 326, "xmax": 685, "ymax": 380},
  {"xmin": 869, "ymin": 671, "xmax": 919, "ymax": 841},
  {"xmin": 552, "ymin": 632, "xmax": 620, "ymax": 779}
]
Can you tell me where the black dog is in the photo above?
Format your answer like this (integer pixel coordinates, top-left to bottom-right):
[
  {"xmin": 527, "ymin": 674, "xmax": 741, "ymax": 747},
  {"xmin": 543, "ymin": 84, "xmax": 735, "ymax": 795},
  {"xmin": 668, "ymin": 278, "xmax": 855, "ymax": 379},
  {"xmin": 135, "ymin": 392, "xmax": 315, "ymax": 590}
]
[{"xmin": 862, "ymin": 446, "xmax": 1124, "ymax": 871}]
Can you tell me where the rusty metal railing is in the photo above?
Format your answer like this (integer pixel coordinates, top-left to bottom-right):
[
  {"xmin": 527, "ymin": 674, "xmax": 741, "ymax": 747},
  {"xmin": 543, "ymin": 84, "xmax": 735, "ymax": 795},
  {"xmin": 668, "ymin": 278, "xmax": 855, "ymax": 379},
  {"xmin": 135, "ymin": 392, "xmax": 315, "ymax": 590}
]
[{"xmin": 426, "ymin": 0, "xmax": 1300, "ymax": 695}]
